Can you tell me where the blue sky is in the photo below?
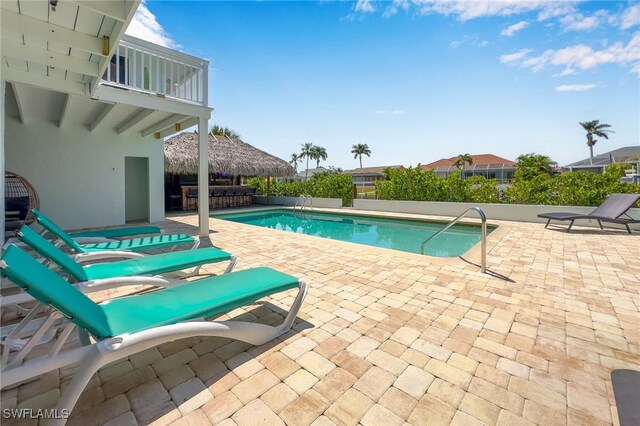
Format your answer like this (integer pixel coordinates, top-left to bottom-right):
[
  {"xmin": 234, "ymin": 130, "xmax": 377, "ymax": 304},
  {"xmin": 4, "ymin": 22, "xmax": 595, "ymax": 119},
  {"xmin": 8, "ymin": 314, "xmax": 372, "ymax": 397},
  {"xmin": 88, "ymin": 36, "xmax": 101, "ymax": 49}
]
[{"xmin": 128, "ymin": 0, "xmax": 640, "ymax": 169}]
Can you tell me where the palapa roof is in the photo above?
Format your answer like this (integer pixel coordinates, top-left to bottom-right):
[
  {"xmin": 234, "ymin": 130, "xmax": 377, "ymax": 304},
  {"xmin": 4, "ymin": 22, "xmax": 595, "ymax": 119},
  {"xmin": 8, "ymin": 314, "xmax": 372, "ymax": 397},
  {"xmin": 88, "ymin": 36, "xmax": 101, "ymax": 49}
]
[{"xmin": 164, "ymin": 132, "xmax": 295, "ymax": 177}]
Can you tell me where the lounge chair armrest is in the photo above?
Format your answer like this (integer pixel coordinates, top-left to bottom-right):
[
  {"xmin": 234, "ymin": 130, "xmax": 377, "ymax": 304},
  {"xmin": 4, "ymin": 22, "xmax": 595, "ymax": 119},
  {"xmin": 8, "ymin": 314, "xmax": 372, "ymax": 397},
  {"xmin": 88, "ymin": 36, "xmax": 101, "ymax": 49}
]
[
  {"xmin": 71, "ymin": 237, "xmax": 117, "ymax": 244},
  {"xmin": 73, "ymin": 251, "xmax": 146, "ymax": 263},
  {"xmin": 77, "ymin": 276, "xmax": 185, "ymax": 293}
]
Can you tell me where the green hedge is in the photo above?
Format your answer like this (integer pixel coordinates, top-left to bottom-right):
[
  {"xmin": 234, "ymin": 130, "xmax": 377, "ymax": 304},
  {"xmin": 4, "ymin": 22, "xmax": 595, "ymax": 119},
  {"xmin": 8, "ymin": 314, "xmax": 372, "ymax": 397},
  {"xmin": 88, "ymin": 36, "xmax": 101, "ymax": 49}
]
[
  {"xmin": 375, "ymin": 163, "xmax": 640, "ymax": 207},
  {"xmin": 247, "ymin": 171, "xmax": 353, "ymax": 207}
]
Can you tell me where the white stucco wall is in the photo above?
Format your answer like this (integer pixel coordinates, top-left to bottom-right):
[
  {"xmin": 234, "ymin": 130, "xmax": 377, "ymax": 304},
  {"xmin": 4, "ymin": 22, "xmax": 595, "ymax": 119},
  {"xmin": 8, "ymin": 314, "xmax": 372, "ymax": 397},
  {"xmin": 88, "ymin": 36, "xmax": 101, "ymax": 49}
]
[
  {"xmin": 5, "ymin": 114, "xmax": 164, "ymax": 230},
  {"xmin": 253, "ymin": 196, "xmax": 343, "ymax": 209},
  {"xmin": 352, "ymin": 199, "xmax": 640, "ymax": 230}
]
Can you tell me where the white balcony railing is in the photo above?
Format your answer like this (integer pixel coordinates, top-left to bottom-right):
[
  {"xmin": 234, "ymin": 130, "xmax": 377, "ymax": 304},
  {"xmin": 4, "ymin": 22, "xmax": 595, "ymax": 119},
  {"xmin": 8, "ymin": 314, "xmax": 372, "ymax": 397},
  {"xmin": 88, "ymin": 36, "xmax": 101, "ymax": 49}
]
[{"xmin": 100, "ymin": 35, "xmax": 208, "ymax": 106}]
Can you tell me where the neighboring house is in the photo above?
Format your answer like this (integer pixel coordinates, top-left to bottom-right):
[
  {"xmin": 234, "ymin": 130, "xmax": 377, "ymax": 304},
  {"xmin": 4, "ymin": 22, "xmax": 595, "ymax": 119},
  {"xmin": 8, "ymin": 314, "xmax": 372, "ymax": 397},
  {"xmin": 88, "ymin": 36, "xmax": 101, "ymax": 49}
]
[
  {"xmin": 421, "ymin": 154, "xmax": 516, "ymax": 183},
  {"xmin": 343, "ymin": 165, "xmax": 404, "ymax": 186},
  {"xmin": 286, "ymin": 167, "xmax": 330, "ymax": 182},
  {"xmin": 564, "ymin": 146, "xmax": 640, "ymax": 175},
  {"xmin": 1, "ymin": 1, "xmax": 214, "ymax": 239}
]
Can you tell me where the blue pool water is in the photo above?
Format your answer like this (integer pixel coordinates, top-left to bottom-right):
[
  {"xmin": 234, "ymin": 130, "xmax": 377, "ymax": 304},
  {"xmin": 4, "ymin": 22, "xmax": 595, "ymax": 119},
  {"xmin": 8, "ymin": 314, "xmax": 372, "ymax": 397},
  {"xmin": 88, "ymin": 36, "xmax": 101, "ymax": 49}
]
[{"xmin": 215, "ymin": 209, "xmax": 493, "ymax": 257}]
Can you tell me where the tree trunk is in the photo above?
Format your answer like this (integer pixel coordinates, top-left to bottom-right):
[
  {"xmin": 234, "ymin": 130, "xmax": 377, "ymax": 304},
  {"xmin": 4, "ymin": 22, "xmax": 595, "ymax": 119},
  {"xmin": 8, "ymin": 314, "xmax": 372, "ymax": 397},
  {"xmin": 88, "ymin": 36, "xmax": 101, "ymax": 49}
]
[
  {"xmin": 359, "ymin": 156, "xmax": 362, "ymax": 168},
  {"xmin": 305, "ymin": 157, "xmax": 309, "ymax": 180},
  {"xmin": 589, "ymin": 144, "xmax": 594, "ymax": 164}
]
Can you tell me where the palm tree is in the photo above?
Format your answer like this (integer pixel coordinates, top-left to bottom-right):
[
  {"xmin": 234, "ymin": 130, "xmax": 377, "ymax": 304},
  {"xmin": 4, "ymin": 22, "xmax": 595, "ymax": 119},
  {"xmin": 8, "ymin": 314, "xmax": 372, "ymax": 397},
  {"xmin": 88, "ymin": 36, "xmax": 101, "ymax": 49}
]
[
  {"xmin": 300, "ymin": 142, "xmax": 314, "ymax": 180},
  {"xmin": 289, "ymin": 153, "xmax": 301, "ymax": 173},
  {"xmin": 351, "ymin": 143, "xmax": 371, "ymax": 168},
  {"xmin": 310, "ymin": 146, "xmax": 328, "ymax": 168},
  {"xmin": 579, "ymin": 120, "xmax": 614, "ymax": 164},
  {"xmin": 210, "ymin": 125, "xmax": 240, "ymax": 139},
  {"xmin": 453, "ymin": 153, "xmax": 473, "ymax": 179}
]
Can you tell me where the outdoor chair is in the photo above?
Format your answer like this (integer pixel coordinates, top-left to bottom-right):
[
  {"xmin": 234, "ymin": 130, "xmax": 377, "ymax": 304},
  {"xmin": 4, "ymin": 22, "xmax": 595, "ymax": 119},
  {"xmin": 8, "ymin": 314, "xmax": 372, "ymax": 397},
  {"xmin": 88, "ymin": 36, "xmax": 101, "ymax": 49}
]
[
  {"xmin": 538, "ymin": 193, "xmax": 640, "ymax": 234},
  {"xmin": 212, "ymin": 188, "xmax": 225, "ymax": 209},
  {"xmin": 31, "ymin": 209, "xmax": 164, "ymax": 242},
  {"xmin": 1, "ymin": 226, "xmax": 237, "ymax": 359},
  {"xmin": 8, "ymin": 226, "xmax": 236, "ymax": 301},
  {"xmin": 186, "ymin": 187, "xmax": 198, "ymax": 210},
  {"xmin": 0, "ymin": 245, "xmax": 307, "ymax": 425},
  {"xmin": 32, "ymin": 209, "xmax": 200, "ymax": 262}
]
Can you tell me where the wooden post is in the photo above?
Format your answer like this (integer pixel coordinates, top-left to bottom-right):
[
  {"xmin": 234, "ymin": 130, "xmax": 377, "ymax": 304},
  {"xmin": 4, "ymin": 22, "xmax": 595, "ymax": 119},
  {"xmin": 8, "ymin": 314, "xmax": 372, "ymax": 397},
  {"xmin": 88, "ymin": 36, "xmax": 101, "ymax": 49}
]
[{"xmin": 266, "ymin": 176, "xmax": 271, "ymax": 205}]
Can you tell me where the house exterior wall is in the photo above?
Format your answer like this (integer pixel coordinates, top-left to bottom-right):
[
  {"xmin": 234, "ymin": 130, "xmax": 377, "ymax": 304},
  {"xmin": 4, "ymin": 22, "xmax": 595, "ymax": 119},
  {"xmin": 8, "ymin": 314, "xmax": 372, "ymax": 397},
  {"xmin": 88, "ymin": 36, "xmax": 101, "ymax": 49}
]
[{"xmin": 5, "ymin": 114, "xmax": 164, "ymax": 230}]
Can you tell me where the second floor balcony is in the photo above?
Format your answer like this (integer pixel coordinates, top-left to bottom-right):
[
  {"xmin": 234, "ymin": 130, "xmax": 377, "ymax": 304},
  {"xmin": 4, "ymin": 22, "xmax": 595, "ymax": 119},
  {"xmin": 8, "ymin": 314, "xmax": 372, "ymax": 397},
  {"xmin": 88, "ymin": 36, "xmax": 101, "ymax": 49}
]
[{"xmin": 101, "ymin": 35, "xmax": 208, "ymax": 106}]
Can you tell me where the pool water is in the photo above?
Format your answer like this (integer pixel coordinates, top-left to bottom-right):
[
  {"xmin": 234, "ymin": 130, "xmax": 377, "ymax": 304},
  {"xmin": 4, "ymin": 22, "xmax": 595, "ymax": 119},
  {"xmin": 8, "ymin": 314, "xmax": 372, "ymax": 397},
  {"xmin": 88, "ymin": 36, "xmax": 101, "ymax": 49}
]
[{"xmin": 215, "ymin": 209, "xmax": 493, "ymax": 257}]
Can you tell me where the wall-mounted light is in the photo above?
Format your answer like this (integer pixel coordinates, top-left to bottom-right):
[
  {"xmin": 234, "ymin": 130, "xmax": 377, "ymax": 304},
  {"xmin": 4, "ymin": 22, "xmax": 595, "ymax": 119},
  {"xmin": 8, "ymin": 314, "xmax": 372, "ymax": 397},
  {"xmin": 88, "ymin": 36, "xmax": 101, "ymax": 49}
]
[{"xmin": 49, "ymin": 0, "xmax": 58, "ymax": 12}]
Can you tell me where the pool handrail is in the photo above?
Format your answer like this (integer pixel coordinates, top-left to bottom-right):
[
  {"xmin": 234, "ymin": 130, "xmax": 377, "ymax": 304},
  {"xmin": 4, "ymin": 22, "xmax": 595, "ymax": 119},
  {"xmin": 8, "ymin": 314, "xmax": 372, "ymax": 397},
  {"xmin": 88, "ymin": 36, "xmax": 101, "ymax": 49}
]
[
  {"xmin": 420, "ymin": 207, "xmax": 487, "ymax": 273},
  {"xmin": 294, "ymin": 195, "xmax": 313, "ymax": 212}
]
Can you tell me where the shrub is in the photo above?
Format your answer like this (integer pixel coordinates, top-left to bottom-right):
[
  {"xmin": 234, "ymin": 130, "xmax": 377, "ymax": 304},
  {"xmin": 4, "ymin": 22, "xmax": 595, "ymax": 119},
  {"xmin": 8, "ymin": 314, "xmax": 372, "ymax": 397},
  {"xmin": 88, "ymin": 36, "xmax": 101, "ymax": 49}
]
[{"xmin": 246, "ymin": 171, "xmax": 353, "ymax": 207}]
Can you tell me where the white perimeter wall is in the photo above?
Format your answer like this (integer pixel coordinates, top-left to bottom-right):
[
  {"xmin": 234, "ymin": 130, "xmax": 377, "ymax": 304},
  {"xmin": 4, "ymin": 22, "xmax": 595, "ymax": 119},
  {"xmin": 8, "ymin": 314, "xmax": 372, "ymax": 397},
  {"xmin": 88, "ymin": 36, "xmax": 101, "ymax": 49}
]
[
  {"xmin": 353, "ymin": 199, "xmax": 640, "ymax": 230},
  {"xmin": 5, "ymin": 115, "xmax": 164, "ymax": 230},
  {"xmin": 253, "ymin": 195, "xmax": 343, "ymax": 209}
]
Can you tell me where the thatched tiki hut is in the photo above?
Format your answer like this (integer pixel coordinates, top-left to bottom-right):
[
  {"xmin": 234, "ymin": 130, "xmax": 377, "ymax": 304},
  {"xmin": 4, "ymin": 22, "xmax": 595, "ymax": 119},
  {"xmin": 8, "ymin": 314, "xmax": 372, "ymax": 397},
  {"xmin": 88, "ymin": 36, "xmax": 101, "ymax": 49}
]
[{"xmin": 164, "ymin": 132, "xmax": 294, "ymax": 210}]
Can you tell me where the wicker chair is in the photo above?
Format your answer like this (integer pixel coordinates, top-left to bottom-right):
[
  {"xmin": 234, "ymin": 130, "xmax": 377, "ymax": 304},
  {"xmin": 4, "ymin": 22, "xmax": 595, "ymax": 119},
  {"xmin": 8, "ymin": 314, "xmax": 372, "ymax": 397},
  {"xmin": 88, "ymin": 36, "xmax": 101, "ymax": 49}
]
[{"xmin": 5, "ymin": 172, "xmax": 40, "ymax": 233}]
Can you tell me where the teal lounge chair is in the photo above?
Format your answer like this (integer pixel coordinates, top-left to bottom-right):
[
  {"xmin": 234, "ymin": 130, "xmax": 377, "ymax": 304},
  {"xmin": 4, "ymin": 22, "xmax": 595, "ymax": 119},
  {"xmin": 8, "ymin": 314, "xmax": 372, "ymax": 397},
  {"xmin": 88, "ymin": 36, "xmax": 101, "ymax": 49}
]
[
  {"xmin": 33, "ymin": 209, "xmax": 164, "ymax": 241},
  {"xmin": 1, "ymin": 226, "xmax": 237, "ymax": 307},
  {"xmin": 0, "ymin": 245, "xmax": 307, "ymax": 424},
  {"xmin": 32, "ymin": 209, "xmax": 199, "ymax": 261}
]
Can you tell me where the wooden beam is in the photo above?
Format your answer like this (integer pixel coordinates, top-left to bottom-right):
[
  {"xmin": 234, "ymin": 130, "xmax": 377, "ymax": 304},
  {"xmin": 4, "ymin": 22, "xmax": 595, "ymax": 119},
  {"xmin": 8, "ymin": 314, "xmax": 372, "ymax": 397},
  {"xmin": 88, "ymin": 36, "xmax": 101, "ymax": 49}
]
[
  {"xmin": 117, "ymin": 109, "xmax": 155, "ymax": 134},
  {"xmin": 154, "ymin": 117, "xmax": 198, "ymax": 139},
  {"xmin": 90, "ymin": 103, "xmax": 116, "ymax": 131},
  {"xmin": 90, "ymin": 0, "xmax": 141, "ymax": 97},
  {"xmin": 58, "ymin": 94, "xmax": 72, "ymax": 128},
  {"xmin": 94, "ymin": 85, "xmax": 212, "ymax": 118},
  {"xmin": 2, "ymin": 40, "xmax": 100, "ymax": 77},
  {"xmin": 2, "ymin": 65, "xmax": 88, "ymax": 97},
  {"xmin": 72, "ymin": 0, "xmax": 132, "ymax": 22},
  {"xmin": 141, "ymin": 114, "xmax": 187, "ymax": 138},
  {"xmin": 1, "ymin": 10, "xmax": 105, "ymax": 57},
  {"xmin": 10, "ymin": 83, "xmax": 27, "ymax": 125}
]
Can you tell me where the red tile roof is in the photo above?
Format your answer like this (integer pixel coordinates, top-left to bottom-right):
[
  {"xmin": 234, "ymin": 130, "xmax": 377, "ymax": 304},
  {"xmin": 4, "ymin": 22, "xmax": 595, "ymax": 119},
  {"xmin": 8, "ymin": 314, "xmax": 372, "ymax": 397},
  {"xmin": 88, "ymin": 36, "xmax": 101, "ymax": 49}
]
[{"xmin": 421, "ymin": 154, "xmax": 516, "ymax": 170}]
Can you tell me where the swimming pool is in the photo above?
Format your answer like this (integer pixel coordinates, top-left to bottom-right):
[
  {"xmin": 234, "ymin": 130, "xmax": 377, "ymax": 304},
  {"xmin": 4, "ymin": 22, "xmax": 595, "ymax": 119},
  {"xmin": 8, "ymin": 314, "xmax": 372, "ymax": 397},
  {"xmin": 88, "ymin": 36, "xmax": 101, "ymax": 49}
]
[{"xmin": 215, "ymin": 209, "xmax": 493, "ymax": 257}]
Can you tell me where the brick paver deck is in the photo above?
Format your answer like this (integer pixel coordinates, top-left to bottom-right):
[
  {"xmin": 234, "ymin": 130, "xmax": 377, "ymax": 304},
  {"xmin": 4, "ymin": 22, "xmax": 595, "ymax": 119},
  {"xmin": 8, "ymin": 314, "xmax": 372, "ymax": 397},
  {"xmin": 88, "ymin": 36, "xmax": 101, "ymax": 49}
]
[{"xmin": 2, "ymin": 207, "xmax": 638, "ymax": 425}]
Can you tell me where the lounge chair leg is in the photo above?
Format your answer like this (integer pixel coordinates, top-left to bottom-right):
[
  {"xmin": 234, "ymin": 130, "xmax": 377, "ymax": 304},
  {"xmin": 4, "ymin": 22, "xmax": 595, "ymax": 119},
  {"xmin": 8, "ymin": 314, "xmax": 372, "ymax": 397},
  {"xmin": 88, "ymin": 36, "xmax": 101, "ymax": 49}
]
[
  {"xmin": 598, "ymin": 220, "xmax": 603, "ymax": 229},
  {"xmin": 224, "ymin": 256, "xmax": 238, "ymax": 274},
  {"xmin": 626, "ymin": 224, "xmax": 632, "ymax": 234},
  {"xmin": 52, "ymin": 346, "xmax": 106, "ymax": 425},
  {"xmin": 545, "ymin": 219, "xmax": 550, "ymax": 228},
  {"xmin": 567, "ymin": 220, "xmax": 574, "ymax": 232}
]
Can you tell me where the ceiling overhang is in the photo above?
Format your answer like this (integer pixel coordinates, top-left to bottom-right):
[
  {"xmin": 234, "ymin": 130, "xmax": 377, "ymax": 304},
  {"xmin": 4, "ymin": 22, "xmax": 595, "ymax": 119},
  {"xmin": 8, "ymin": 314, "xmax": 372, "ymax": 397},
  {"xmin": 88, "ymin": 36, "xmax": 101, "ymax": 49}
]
[{"xmin": 1, "ymin": 0, "xmax": 140, "ymax": 97}]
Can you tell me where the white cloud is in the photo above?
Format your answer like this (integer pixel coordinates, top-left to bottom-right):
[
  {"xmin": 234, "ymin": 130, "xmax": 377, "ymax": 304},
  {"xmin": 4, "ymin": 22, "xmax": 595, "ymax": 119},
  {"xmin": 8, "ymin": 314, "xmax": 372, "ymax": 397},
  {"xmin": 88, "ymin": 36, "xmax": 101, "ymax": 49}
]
[
  {"xmin": 125, "ymin": 1, "xmax": 177, "ymax": 48},
  {"xmin": 555, "ymin": 84, "xmax": 596, "ymax": 92},
  {"xmin": 355, "ymin": 0, "xmax": 376, "ymax": 13},
  {"xmin": 499, "ymin": 48, "xmax": 533, "ymax": 64},
  {"xmin": 631, "ymin": 63, "xmax": 640, "ymax": 73},
  {"xmin": 501, "ymin": 20, "xmax": 529, "ymax": 36},
  {"xmin": 450, "ymin": 35, "xmax": 488, "ymax": 49},
  {"xmin": 620, "ymin": 4, "xmax": 640, "ymax": 30},
  {"xmin": 375, "ymin": 1, "xmax": 583, "ymax": 22},
  {"xmin": 559, "ymin": 10, "xmax": 607, "ymax": 32},
  {"xmin": 506, "ymin": 32, "xmax": 640, "ymax": 72},
  {"xmin": 537, "ymin": 2, "xmax": 578, "ymax": 21},
  {"xmin": 552, "ymin": 68, "xmax": 576, "ymax": 77}
]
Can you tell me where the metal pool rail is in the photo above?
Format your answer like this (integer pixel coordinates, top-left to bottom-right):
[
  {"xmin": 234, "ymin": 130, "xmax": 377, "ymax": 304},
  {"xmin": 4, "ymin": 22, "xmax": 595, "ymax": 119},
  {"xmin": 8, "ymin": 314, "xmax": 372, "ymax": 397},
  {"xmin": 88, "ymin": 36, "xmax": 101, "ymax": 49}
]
[{"xmin": 421, "ymin": 207, "xmax": 487, "ymax": 273}]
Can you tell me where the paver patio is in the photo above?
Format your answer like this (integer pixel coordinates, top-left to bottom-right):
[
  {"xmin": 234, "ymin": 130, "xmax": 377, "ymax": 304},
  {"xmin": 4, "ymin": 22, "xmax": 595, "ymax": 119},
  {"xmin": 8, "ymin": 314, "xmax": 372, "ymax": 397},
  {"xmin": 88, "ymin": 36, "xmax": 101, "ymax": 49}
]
[{"xmin": 2, "ymin": 207, "xmax": 639, "ymax": 425}]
